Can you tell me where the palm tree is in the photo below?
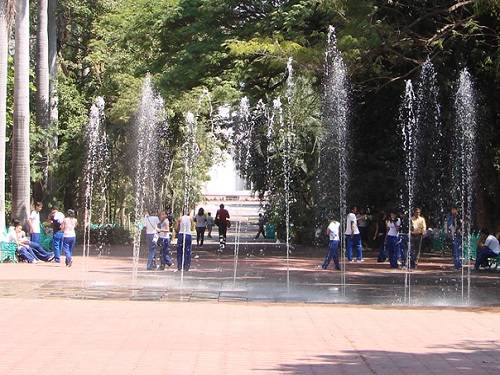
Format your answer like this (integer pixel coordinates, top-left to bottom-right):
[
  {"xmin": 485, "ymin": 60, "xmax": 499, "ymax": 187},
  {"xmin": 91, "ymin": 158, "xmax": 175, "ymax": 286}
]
[
  {"xmin": 47, "ymin": 0, "xmax": 57, "ymax": 196},
  {"xmin": 37, "ymin": 0, "xmax": 50, "ymax": 192},
  {"xmin": 0, "ymin": 0, "xmax": 15, "ymax": 229},
  {"xmin": 11, "ymin": 0, "xmax": 30, "ymax": 222}
]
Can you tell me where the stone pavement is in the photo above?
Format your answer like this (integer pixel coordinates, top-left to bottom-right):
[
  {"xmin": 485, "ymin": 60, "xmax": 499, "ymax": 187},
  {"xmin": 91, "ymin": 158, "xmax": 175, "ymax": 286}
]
[
  {"xmin": 0, "ymin": 245, "xmax": 499, "ymax": 306},
  {"xmin": 0, "ymin": 298, "xmax": 499, "ymax": 374}
]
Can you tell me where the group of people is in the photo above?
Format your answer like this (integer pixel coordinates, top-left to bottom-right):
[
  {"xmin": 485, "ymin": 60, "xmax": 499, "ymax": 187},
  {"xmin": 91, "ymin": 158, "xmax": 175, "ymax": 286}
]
[
  {"xmin": 6, "ymin": 202, "xmax": 78, "ymax": 267},
  {"xmin": 322, "ymin": 205, "xmax": 500, "ymax": 271},
  {"xmin": 143, "ymin": 204, "xmax": 231, "ymax": 271}
]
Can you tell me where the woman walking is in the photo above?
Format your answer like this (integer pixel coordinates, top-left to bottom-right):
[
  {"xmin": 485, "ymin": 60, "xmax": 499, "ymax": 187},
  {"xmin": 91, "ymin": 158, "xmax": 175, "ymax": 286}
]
[
  {"xmin": 176, "ymin": 210, "xmax": 193, "ymax": 272},
  {"xmin": 194, "ymin": 207, "xmax": 207, "ymax": 246},
  {"xmin": 61, "ymin": 209, "xmax": 78, "ymax": 267},
  {"xmin": 386, "ymin": 210, "xmax": 401, "ymax": 269}
]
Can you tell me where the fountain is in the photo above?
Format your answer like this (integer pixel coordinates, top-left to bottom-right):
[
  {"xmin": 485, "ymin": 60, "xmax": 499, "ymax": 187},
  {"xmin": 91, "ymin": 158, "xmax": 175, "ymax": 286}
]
[
  {"xmin": 454, "ymin": 68, "xmax": 478, "ymax": 304},
  {"xmin": 131, "ymin": 75, "xmax": 168, "ymax": 283},
  {"xmin": 415, "ymin": 58, "xmax": 445, "ymax": 225},
  {"xmin": 82, "ymin": 96, "xmax": 109, "ymax": 278},
  {"xmin": 399, "ymin": 80, "xmax": 418, "ymax": 304},
  {"xmin": 321, "ymin": 25, "xmax": 350, "ymax": 295}
]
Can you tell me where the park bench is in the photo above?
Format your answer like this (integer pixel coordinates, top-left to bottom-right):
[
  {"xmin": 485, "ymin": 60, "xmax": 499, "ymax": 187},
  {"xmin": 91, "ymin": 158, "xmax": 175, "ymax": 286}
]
[{"xmin": 0, "ymin": 229, "xmax": 17, "ymax": 263}]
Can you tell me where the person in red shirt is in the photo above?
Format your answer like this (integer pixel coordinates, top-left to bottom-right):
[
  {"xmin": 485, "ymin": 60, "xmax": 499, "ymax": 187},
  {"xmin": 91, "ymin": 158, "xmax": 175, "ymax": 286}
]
[{"xmin": 215, "ymin": 204, "xmax": 230, "ymax": 252}]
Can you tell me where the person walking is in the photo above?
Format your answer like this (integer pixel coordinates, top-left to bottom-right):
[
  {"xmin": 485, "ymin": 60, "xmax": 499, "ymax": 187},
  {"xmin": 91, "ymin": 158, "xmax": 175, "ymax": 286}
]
[
  {"xmin": 408, "ymin": 207, "xmax": 426, "ymax": 269},
  {"xmin": 28, "ymin": 202, "xmax": 43, "ymax": 244},
  {"xmin": 194, "ymin": 207, "xmax": 207, "ymax": 246},
  {"xmin": 215, "ymin": 204, "xmax": 230, "ymax": 252},
  {"xmin": 322, "ymin": 219, "xmax": 341, "ymax": 270},
  {"xmin": 176, "ymin": 210, "xmax": 193, "ymax": 271},
  {"xmin": 206, "ymin": 212, "xmax": 214, "ymax": 238},
  {"xmin": 255, "ymin": 213, "xmax": 267, "ymax": 239},
  {"xmin": 386, "ymin": 210, "xmax": 401, "ymax": 269},
  {"xmin": 445, "ymin": 207, "xmax": 462, "ymax": 270},
  {"xmin": 474, "ymin": 228, "xmax": 500, "ymax": 270},
  {"xmin": 144, "ymin": 210, "xmax": 160, "ymax": 271},
  {"xmin": 374, "ymin": 211, "xmax": 387, "ymax": 262},
  {"xmin": 158, "ymin": 211, "xmax": 173, "ymax": 270},
  {"xmin": 50, "ymin": 207, "xmax": 65, "ymax": 263},
  {"xmin": 61, "ymin": 210, "xmax": 77, "ymax": 267},
  {"xmin": 345, "ymin": 206, "xmax": 363, "ymax": 262}
]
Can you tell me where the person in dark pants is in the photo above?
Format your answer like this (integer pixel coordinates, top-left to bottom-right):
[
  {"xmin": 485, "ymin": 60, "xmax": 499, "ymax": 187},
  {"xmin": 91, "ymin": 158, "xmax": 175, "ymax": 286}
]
[
  {"xmin": 345, "ymin": 206, "xmax": 363, "ymax": 262},
  {"xmin": 49, "ymin": 207, "xmax": 65, "ymax": 263},
  {"xmin": 322, "ymin": 219, "xmax": 341, "ymax": 270},
  {"xmin": 386, "ymin": 210, "xmax": 401, "ymax": 269},
  {"xmin": 445, "ymin": 207, "xmax": 462, "ymax": 270},
  {"xmin": 215, "ymin": 204, "xmax": 230, "ymax": 252},
  {"xmin": 374, "ymin": 211, "xmax": 387, "ymax": 262},
  {"xmin": 255, "ymin": 213, "xmax": 267, "ymax": 239},
  {"xmin": 194, "ymin": 207, "xmax": 207, "ymax": 246},
  {"xmin": 8, "ymin": 220, "xmax": 54, "ymax": 262},
  {"xmin": 158, "ymin": 211, "xmax": 173, "ymax": 270},
  {"xmin": 475, "ymin": 228, "xmax": 500, "ymax": 270},
  {"xmin": 176, "ymin": 211, "xmax": 193, "ymax": 271}
]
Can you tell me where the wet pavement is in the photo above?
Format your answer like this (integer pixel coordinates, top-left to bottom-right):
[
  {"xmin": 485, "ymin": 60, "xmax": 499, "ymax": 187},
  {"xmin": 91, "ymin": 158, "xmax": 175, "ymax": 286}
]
[{"xmin": 0, "ymin": 240, "xmax": 499, "ymax": 307}]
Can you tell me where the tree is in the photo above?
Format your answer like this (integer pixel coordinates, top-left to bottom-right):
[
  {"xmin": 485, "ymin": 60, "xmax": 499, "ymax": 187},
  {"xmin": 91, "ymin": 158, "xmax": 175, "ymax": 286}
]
[
  {"xmin": 48, "ymin": 0, "xmax": 57, "ymax": 195},
  {"xmin": 0, "ymin": 0, "xmax": 15, "ymax": 229},
  {"xmin": 36, "ymin": 0, "xmax": 50, "ymax": 197},
  {"xmin": 11, "ymin": 0, "xmax": 30, "ymax": 222}
]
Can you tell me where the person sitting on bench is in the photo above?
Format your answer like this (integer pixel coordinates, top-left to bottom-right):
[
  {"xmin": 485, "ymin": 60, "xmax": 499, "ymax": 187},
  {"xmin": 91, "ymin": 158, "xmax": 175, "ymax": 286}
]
[
  {"xmin": 474, "ymin": 228, "xmax": 500, "ymax": 270},
  {"xmin": 8, "ymin": 220, "xmax": 55, "ymax": 263}
]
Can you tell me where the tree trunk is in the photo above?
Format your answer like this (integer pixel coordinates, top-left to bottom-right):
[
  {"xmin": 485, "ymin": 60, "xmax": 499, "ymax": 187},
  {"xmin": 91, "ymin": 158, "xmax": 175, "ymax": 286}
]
[
  {"xmin": 47, "ymin": 0, "xmax": 57, "ymax": 196},
  {"xmin": 0, "ymin": 0, "xmax": 14, "ymax": 229},
  {"xmin": 37, "ymin": 0, "xmax": 49, "ymax": 195},
  {"xmin": 12, "ymin": 0, "xmax": 30, "ymax": 222}
]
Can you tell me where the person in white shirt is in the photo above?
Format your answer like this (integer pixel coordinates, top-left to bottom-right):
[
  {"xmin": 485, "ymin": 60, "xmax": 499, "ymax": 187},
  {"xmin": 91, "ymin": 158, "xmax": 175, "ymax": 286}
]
[
  {"xmin": 157, "ymin": 211, "xmax": 173, "ymax": 269},
  {"xmin": 144, "ymin": 211, "xmax": 160, "ymax": 270},
  {"xmin": 322, "ymin": 219, "xmax": 341, "ymax": 270},
  {"xmin": 475, "ymin": 228, "xmax": 500, "ymax": 270},
  {"xmin": 386, "ymin": 210, "xmax": 401, "ymax": 269},
  {"xmin": 176, "ymin": 209, "xmax": 193, "ymax": 272},
  {"xmin": 28, "ymin": 202, "xmax": 43, "ymax": 244},
  {"xmin": 61, "ymin": 209, "xmax": 77, "ymax": 267},
  {"xmin": 8, "ymin": 219, "xmax": 54, "ymax": 262},
  {"xmin": 345, "ymin": 206, "xmax": 363, "ymax": 262},
  {"xmin": 50, "ymin": 207, "xmax": 65, "ymax": 263}
]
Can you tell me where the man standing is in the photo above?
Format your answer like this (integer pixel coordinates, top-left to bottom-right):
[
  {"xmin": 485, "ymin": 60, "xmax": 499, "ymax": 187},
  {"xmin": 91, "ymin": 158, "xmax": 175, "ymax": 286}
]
[
  {"xmin": 176, "ymin": 210, "xmax": 193, "ymax": 272},
  {"xmin": 215, "ymin": 204, "xmax": 230, "ymax": 252},
  {"xmin": 50, "ymin": 207, "xmax": 65, "ymax": 263},
  {"xmin": 322, "ymin": 218, "xmax": 341, "ymax": 270},
  {"xmin": 408, "ymin": 207, "xmax": 427, "ymax": 269},
  {"xmin": 144, "ymin": 211, "xmax": 160, "ymax": 271},
  {"xmin": 157, "ymin": 211, "xmax": 173, "ymax": 270},
  {"xmin": 255, "ymin": 213, "xmax": 267, "ymax": 239},
  {"xmin": 345, "ymin": 206, "xmax": 363, "ymax": 262},
  {"xmin": 475, "ymin": 229, "xmax": 500, "ymax": 270},
  {"xmin": 445, "ymin": 207, "xmax": 462, "ymax": 270},
  {"xmin": 28, "ymin": 202, "xmax": 43, "ymax": 244}
]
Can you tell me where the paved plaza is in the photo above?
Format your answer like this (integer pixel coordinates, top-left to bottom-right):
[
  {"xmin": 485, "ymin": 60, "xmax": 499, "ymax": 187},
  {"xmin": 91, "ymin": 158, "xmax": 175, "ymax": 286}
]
[
  {"xmin": 0, "ymin": 298, "xmax": 499, "ymax": 374},
  {"xmin": 1, "ymin": 235, "xmax": 500, "ymax": 374}
]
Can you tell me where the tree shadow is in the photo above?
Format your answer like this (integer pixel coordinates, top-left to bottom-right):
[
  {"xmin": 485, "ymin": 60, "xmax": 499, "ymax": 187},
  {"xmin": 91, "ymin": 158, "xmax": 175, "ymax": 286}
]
[{"xmin": 259, "ymin": 340, "xmax": 500, "ymax": 374}]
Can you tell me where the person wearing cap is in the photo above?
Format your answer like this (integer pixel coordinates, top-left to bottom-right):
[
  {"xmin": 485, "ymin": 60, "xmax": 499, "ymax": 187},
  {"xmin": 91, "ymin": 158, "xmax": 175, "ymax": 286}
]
[{"xmin": 61, "ymin": 209, "xmax": 78, "ymax": 267}]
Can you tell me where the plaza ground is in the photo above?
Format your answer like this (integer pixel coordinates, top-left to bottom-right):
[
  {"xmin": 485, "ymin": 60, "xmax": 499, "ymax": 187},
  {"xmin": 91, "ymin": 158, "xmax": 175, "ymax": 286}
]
[
  {"xmin": 1, "ymin": 227, "xmax": 499, "ymax": 374},
  {"xmin": 0, "ymin": 298, "xmax": 499, "ymax": 374}
]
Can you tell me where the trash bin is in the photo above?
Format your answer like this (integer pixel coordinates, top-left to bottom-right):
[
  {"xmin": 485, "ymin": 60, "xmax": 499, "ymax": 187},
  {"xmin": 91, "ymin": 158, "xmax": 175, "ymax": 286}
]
[{"xmin": 265, "ymin": 224, "xmax": 275, "ymax": 240}]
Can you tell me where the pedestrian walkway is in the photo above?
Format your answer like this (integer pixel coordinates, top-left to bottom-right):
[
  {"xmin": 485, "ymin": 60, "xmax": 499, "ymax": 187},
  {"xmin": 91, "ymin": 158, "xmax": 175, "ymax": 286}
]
[{"xmin": 0, "ymin": 298, "xmax": 498, "ymax": 374}]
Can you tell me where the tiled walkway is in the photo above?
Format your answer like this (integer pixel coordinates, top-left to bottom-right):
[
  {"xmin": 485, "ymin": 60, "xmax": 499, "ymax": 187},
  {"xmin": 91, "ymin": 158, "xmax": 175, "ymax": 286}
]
[{"xmin": 0, "ymin": 298, "xmax": 499, "ymax": 374}]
